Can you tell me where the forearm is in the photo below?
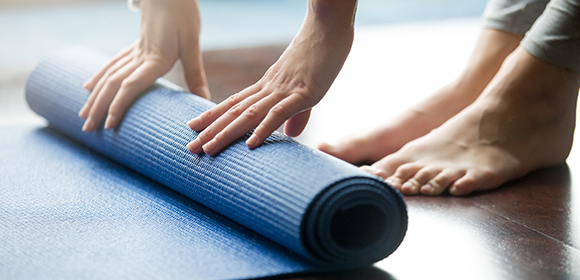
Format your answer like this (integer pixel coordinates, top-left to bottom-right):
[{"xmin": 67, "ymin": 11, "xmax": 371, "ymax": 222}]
[
  {"xmin": 186, "ymin": 0, "xmax": 359, "ymax": 155},
  {"xmin": 306, "ymin": 0, "xmax": 358, "ymax": 31},
  {"xmin": 140, "ymin": 0, "xmax": 202, "ymax": 36}
]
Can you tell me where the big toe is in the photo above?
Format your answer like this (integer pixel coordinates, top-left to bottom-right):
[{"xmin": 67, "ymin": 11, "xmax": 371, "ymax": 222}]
[
  {"xmin": 449, "ymin": 169, "xmax": 498, "ymax": 196},
  {"xmin": 318, "ymin": 139, "xmax": 370, "ymax": 164}
]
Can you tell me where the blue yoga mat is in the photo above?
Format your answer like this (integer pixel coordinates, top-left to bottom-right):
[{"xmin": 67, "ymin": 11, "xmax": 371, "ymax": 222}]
[{"xmin": 2, "ymin": 48, "xmax": 407, "ymax": 279}]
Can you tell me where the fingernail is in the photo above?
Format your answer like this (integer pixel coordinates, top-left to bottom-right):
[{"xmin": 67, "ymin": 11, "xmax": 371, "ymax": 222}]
[
  {"xmin": 202, "ymin": 140, "xmax": 217, "ymax": 155},
  {"xmin": 79, "ymin": 106, "xmax": 87, "ymax": 118},
  {"xmin": 246, "ymin": 134, "xmax": 258, "ymax": 148},
  {"xmin": 82, "ymin": 117, "xmax": 93, "ymax": 132},
  {"xmin": 104, "ymin": 115, "xmax": 116, "ymax": 130},
  {"xmin": 187, "ymin": 118, "xmax": 201, "ymax": 130},
  {"xmin": 187, "ymin": 139, "xmax": 201, "ymax": 154}
]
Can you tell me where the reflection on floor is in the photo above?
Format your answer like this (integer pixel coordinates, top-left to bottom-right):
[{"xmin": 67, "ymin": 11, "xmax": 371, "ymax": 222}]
[
  {"xmin": 200, "ymin": 18, "xmax": 579, "ymax": 280},
  {"xmin": 2, "ymin": 11, "xmax": 580, "ymax": 280},
  {"xmin": 298, "ymin": 18, "xmax": 580, "ymax": 280}
]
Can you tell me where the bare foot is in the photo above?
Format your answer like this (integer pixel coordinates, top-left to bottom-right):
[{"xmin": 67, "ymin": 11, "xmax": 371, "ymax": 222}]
[
  {"xmin": 366, "ymin": 48, "xmax": 580, "ymax": 196},
  {"xmin": 319, "ymin": 29, "xmax": 522, "ymax": 164}
]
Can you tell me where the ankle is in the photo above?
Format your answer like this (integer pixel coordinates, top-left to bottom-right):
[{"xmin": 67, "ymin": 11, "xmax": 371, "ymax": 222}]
[{"xmin": 491, "ymin": 48, "xmax": 580, "ymax": 102}]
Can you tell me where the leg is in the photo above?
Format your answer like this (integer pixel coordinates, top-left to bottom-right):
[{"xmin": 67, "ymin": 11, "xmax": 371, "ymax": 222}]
[
  {"xmin": 375, "ymin": 0, "xmax": 580, "ymax": 196},
  {"xmin": 371, "ymin": 47, "xmax": 580, "ymax": 196},
  {"xmin": 318, "ymin": 28, "xmax": 522, "ymax": 164}
]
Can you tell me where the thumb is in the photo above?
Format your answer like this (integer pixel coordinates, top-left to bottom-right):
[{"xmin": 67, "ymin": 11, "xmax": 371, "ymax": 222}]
[
  {"xmin": 284, "ymin": 109, "xmax": 311, "ymax": 137},
  {"xmin": 180, "ymin": 42, "xmax": 211, "ymax": 100}
]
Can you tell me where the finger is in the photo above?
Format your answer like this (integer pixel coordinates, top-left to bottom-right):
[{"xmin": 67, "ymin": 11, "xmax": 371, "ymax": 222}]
[
  {"xmin": 82, "ymin": 60, "xmax": 140, "ymax": 132},
  {"xmin": 202, "ymin": 95, "xmax": 282, "ymax": 155},
  {"xmin": 180, "ymin": 38, "xmax": 210, "ymax": 99},
  {"xmin": 284, "ymin": 109, "xmax": 311, "ymax": 137},
  {"xmin": 104, "ymin": 60, "xmax": 170, "ymax": 129},
  {"xmin": 187, "ymin": 89, "xmax": 268, "ymax": 154},
  {"xmin": 79, "ymin": 53, "xmax": 134, "ymax": 119},
  {"xmin": 246, "ymin": 94, "xmax": 309, "ymax": 149},
  {"xmin": 187, "ymin": 83, "xmax": 262, "ymax": 131},
  {"xmin": 83, "ymin": 42, "xmax": 136, "ymax": 91}
]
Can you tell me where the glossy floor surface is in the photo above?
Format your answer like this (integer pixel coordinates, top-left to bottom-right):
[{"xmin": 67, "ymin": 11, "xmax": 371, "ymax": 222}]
[
  {"xmin": 202, "ymin": 20, "xmax": 580, "ymax": 280},
  {"xmin": 2, "ymin": 17, "xmax": 579, "ymax": 279}
]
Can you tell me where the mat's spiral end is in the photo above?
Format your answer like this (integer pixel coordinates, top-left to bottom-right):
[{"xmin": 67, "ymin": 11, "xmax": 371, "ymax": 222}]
[{"xmin": 304, "ymin": 177, "xmax": 407, "ymax": 266}]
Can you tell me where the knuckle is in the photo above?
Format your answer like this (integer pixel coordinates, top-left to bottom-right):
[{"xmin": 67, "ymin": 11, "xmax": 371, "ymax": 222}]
[
  {"xmin": 270, "ymin": 104, "xmax": 286, "ymax": 116},
  {"xmin": 271, "ymin": 90, "xmax": 287, "ymax": 99},
  {"xmin": 294, "ymin": 92, "xmax": 316, "ymax": 107},
  {"xmin": 120, "ymin": 77, "xmax": 136, "ymax": 89},
  {"xmin": 198, "ymin": 111, "xmax": 211, "ymax": 124},
  {"xmin": 198, "ymin": 127, "xmax": 214, "ymax": 142},
  {"xmin": 214, "ymin": 130, "xmax": 230, "ymax": 145},
  {"xmin": 103, "ymin": 68, "xmax": 115, "ymax": 79},
  {"xmin": 107, "ymin": 75, "xmax": 123, "ymax": 88},
  {"xmin": 252, "ymin": 82, "xmax": 264, "ymax": 92},
  {"xmin": 254, "ymin": 124, "xmax": 266, "ymax": 135},
  {"xmin": 107, "ymin": 103, "xmax": 125, "ymax": 117},
  {"xmin": 295, "ymin": 81, "xmax": 307, "ymax": 90},
  {"xmin": 244, "ymin": 105, "xmax": 259, "ymax": 119},
  {"xmin": 226, "ymin": 94, "xmax": 239, "ymax": 107},
  {"xmin": 255, "ymin": 123, "xmax": 273, "ymax": 137},
  {"xmin": 228, "ymin": 104, "xmax": 243, "ymax": 118}
]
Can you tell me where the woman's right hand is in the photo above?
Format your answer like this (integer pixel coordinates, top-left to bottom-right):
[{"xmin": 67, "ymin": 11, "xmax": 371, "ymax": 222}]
[{"xmin": 80, "ymin": 0, "xmax": 210, "ymax": 132}]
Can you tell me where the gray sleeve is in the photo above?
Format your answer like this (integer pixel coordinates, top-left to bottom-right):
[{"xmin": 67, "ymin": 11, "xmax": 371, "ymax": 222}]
[
  {"xmin": 521, "ymin": 0, "xmax": 580, "ymax": 72},
  {"xmin": 483, "ymin": 0, "xmax": 551, "ymax": 35}
]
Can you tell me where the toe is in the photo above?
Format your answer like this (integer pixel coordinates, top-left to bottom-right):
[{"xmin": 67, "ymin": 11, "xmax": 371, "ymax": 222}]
[
  {"xmin": 422, "ymin": 168, "xmax": 466, "ymax": 196},
  {"xmin": 368, "ymin": 154, "xmax": 408, "ymax": 179},
  {"xmin": 449, "ymin": 168, "xmax": 498, "ymax": 196},
  {"xmin": 318, "ymin": 143, "xmax": 355, "ymax": 163},
  {"xmin": 400, "ymin": 167, "xmax": 442, "ymax": 195},
  {"xmin": 360, "ymin": 165, "xmax": 386, "ymax": 178},
  {"xmin": 449, "ymin": 176, "xmax": 477, "ymax": 196},
  {"xmin": 399, "ymin": 178, "xmax": 421, "ymax": 195},
  {"xmin": 317, "ymin": 136, "xmax": 371, "ymax": 164},
  {"xmin": 384, "ymin": 163, "xmax": 423, "ymax": 190}
]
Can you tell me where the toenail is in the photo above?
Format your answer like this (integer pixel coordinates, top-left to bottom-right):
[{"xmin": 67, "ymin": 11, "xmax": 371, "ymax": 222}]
[
  {"xmin": 449, "ymin": 186, "xmax": 459, "ymax": 195},
  {"xmin": 422, "ymin": 183, "xmax": 435, "ymax": 194},
  {"xmin": 401, "ymin": 181, "xmax": 413, "ymax": 190},
  {"xmin": 403, "ymin": 178, "xmax": 421, "ymax": 193},
  {"xmin": 429, "ymin": 180, "xmax": 443, "ymax": 190},
  {"xmin": 408, "ymin": 178, "xmax": 420, "ymax": 187},
  {"xmin": 386, "ymin": 177, "xmax": 402, "ymax": 188}
]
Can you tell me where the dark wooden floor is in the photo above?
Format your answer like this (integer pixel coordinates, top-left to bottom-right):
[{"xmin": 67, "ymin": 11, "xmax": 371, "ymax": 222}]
[{"xmin": 201, "ymin": 46, "xmax": 580, "ymax": 280}]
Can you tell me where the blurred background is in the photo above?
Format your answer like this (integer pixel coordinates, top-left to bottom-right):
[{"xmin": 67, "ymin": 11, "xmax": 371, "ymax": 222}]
[{"xmin": 0, "ymin": 0, "xmax": 488, "ymax": 137}]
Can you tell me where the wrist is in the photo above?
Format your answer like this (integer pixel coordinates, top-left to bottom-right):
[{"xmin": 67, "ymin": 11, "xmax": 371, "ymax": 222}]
[{"xmin": 306, "ymin": 0, "xmax": 357, "ymax": 32}]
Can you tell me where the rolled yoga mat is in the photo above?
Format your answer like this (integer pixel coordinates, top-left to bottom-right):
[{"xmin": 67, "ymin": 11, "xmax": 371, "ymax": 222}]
[{"xmin": 4, "ymin": 48, "xmax": 407, "ymax": 279}]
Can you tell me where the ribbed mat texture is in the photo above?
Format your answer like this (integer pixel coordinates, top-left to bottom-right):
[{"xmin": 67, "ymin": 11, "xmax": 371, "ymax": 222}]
[{"xmin": 15, "ymin": 48, "xmax": 406, "ymax": 278}]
